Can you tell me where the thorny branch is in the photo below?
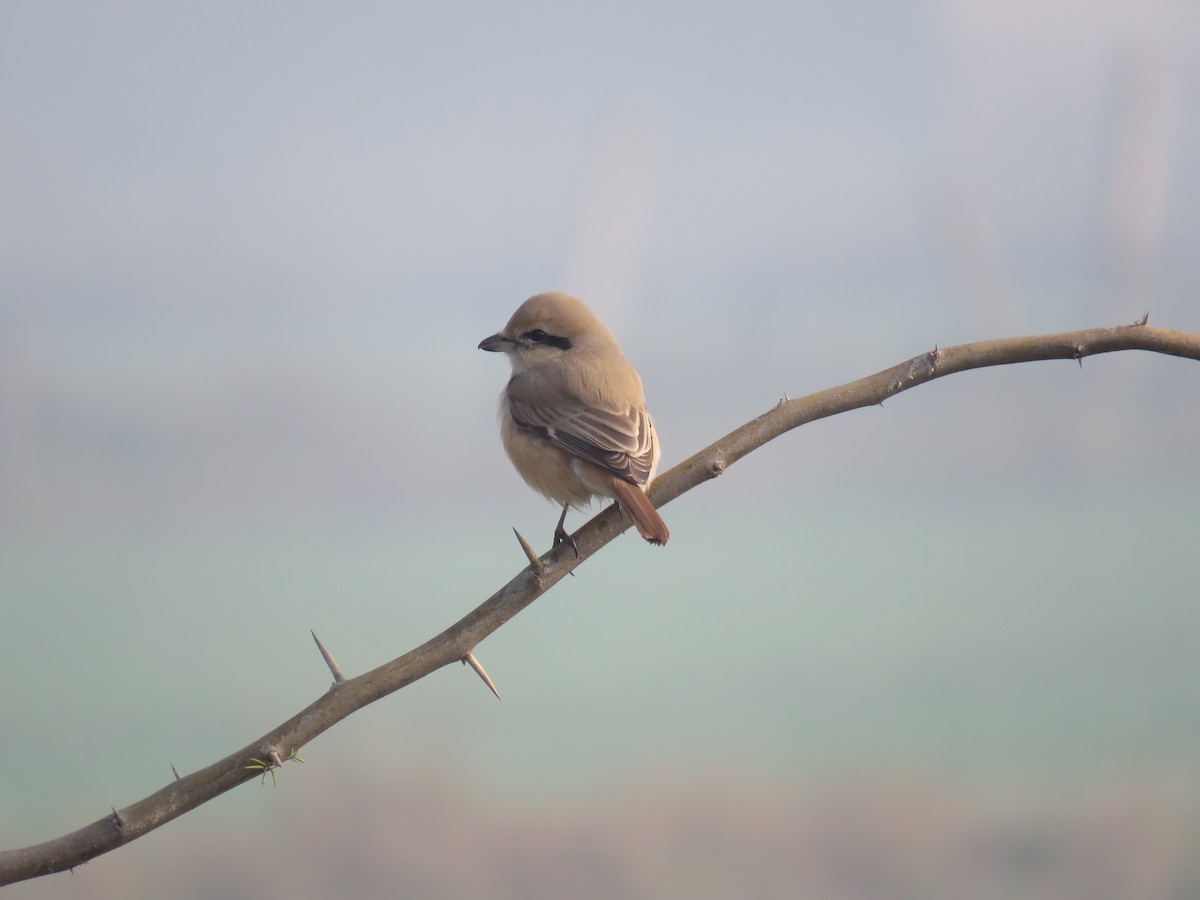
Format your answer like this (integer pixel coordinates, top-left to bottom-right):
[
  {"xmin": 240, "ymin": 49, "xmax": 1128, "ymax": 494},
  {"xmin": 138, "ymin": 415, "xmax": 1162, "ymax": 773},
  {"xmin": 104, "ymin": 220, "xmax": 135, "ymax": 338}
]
[{"xmin": 2, "ymin": 317, "xmax": 1198, "ymax": 886}]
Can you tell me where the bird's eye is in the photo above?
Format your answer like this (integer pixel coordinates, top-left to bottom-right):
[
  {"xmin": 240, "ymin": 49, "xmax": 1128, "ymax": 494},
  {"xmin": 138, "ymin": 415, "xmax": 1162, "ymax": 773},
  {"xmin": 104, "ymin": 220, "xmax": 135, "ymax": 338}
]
[{"xmin": 520, "ymin": 328, "xmax": 571, "ymax": 351}]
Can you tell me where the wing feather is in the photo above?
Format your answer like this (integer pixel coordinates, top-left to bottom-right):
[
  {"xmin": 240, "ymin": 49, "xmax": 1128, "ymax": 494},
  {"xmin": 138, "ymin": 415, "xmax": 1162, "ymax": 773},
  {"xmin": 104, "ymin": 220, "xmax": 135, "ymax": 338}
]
[{"xmin": 508, "ymin": 391, "xmax": 656, "ymax": 485}]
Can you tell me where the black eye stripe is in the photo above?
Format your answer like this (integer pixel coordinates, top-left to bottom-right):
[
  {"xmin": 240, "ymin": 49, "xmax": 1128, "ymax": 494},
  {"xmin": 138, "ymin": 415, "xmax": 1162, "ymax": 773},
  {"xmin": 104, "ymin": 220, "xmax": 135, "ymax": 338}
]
[{"xmin": 523, "ymin": 329, "xmax": 572, "ymax": 350}]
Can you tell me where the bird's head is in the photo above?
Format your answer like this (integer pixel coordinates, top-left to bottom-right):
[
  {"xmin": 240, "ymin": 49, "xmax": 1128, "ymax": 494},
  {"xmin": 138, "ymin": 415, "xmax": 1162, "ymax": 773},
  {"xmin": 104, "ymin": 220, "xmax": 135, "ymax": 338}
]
[{"xmin": 479, "ymin": 292, "xmax": 616, "ymax": 372}]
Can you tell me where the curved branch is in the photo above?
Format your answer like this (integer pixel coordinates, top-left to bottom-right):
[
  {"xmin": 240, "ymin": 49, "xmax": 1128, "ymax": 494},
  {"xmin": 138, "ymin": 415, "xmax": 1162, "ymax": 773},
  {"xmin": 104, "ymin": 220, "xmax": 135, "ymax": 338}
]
[{"xmin": 3, "ymin": 318, "xmax": 1197, "ymax": 885}]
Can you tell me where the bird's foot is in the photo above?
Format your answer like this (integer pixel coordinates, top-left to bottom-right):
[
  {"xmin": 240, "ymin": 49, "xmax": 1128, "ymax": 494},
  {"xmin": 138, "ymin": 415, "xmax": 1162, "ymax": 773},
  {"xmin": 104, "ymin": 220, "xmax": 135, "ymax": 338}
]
[
  {"xmin": 553, "ymin": 504, "xmax": 580, "ymax": 558},
  {"xmin": 553, "ymin": 524, "xmax": 580, "ymax": 558}
]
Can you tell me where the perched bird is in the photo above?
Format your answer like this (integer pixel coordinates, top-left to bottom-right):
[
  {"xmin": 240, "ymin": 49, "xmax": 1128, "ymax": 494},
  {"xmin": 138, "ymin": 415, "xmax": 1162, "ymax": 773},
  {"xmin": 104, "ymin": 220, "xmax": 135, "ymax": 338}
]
[{"xmin": 479, "ymin": 292, "xmax": 669, "ymax": 550}]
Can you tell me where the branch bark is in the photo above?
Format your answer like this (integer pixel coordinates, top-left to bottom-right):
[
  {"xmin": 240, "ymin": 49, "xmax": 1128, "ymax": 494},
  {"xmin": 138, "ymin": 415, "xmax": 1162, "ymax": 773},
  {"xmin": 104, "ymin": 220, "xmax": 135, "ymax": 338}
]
[{"xmin": 3, "ymin": 318, "xmax": 1198, "ymax": 885}]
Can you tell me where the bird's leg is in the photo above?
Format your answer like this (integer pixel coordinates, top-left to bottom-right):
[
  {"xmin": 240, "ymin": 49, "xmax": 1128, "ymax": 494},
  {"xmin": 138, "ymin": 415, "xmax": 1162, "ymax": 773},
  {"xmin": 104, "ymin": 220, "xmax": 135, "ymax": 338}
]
[{"xmin": 553, "ymin": 503, "xmax": 579, "ymax": 557}]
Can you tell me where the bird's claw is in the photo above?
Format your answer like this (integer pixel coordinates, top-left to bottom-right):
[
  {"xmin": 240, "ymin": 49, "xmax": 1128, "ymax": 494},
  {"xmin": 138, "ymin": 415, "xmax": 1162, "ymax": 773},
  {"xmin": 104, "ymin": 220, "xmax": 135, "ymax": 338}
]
[{"xmin": 553, "ymin": 525, "xmax": 580, "ymax": 558}]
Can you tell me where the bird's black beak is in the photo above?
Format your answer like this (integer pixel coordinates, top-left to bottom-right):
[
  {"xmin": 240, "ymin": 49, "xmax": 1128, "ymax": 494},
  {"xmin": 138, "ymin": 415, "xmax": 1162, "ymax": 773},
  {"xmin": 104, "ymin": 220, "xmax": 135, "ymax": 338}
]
[{"xmin": 478, "ymin": 333, "xmax": 511, "ymax": 352}]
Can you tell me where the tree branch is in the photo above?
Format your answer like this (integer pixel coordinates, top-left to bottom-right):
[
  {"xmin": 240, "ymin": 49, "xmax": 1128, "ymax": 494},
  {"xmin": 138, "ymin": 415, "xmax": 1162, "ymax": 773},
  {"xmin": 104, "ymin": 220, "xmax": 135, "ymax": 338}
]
[{"xmin": 3, "ymin": 317, "xmax": 1197, "ymax": 885}]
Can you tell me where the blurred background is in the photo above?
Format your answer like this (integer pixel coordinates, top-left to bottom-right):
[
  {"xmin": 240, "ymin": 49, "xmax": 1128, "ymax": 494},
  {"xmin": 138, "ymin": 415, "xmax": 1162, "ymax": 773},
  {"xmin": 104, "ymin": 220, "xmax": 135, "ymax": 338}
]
[{"xmin": 3, "ymin": 0, "xmax": 1199, "ymax": 897}]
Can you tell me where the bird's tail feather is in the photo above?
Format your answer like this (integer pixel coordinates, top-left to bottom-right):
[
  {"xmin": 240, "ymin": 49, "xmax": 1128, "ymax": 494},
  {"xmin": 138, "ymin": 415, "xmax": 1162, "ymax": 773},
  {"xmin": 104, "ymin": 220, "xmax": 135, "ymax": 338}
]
[{"xmin": 610, "ymin": 479, "xmax": 670, "ymax": 546}]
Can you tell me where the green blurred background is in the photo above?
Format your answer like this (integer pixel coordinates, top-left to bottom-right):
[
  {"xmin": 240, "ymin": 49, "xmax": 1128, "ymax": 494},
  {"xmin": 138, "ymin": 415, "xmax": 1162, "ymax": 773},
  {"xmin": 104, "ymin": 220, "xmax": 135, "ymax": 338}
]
[{"xmin": 3, "ymin": 1, "xmax": 1199, "ymax": 897}]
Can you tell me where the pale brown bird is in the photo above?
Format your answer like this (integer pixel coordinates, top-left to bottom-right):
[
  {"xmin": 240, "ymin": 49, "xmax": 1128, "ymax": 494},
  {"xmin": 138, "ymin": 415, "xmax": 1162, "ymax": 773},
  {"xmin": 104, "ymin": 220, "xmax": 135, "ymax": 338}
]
[{"xmin": 479, "ymin": 291, "xmax": 669, "ymax": 550}]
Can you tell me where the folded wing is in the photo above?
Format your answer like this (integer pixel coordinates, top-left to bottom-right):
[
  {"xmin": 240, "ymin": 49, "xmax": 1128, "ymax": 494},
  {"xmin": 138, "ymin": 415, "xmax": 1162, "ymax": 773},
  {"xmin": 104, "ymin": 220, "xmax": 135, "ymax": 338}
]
[{"xmin": 507, "ymin": 387, "xmax": 656, "ymax": 486}]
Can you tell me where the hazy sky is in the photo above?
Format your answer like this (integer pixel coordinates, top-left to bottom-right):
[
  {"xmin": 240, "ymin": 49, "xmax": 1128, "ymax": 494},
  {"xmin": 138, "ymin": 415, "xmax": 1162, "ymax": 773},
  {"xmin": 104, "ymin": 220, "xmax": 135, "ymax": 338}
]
[{"xmin": 3, "ymin": 0, "xmax": 1198, "ymax": 534}]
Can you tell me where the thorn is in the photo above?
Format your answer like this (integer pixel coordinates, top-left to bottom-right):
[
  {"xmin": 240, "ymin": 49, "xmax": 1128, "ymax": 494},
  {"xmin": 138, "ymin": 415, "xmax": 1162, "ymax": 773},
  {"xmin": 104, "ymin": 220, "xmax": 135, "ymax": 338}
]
[
  {"xmin": 463, "ymin": 650, "xmax": 501, "ymax": 700},
  {"xmin": 512, "ymin": 527, "xmax": 543, "ymax": 571},
  {"xmin": 171, "ymin": 764, "xmax": 181, "ymax": 781},
  {"xmin": 111, "ymin": 807, "xmax": 126, "ymax": 832},
  {"xmin": 311, "ymin": 630, "xmax": 345, "ymax": 684},
  {"xmin": 1137, "ymin": 311, "xmax": 1150, "ymax": 326},
  {"xmin": 1075, "ymin": 344, "xmax": 1086, "ymax": 368},
  {"xmin": 246, "ymin": 747, "xmax": 300, "ymax": 786}
]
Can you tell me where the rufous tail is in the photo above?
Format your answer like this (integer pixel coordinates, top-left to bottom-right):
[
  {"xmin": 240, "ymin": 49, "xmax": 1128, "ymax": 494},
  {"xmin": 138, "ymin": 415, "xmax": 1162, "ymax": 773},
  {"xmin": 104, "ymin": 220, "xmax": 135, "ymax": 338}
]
[{"xmin": 610, "ymin": 479, "xmax": 670, "ymax": 546}]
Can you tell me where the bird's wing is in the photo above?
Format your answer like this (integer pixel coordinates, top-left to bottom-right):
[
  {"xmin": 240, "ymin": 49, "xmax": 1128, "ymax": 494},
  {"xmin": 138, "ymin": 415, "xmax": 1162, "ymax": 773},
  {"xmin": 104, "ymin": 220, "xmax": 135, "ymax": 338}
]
[{"xmin": 507, "ymin": 384, "xmax": 656, "ymax": 485}]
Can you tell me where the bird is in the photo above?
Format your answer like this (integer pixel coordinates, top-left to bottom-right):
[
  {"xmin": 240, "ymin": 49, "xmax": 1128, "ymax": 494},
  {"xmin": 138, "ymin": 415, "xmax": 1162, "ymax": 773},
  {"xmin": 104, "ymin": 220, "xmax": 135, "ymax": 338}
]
[{"xmin": 479, "ymin": 291, "xmax": 669, "ymax": 551}]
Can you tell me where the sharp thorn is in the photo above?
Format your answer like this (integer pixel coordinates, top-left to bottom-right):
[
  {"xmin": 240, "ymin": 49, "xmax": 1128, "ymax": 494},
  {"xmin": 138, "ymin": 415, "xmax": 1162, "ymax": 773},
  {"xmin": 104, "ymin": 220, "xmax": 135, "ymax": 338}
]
[
  {"xmin": 463, "ymin": 650, "xmax": 501, "ymax": 700},
  {"xmin": 311, "ymin": 630, "xmax": 346, "ymax": 683},
  {"xmin": 512, "ymin": 527, "xmax": 543, "ymax": 571},
  {"xmin": 171, "ymin": 764, "xmax": 181, "ymax": 781}
]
